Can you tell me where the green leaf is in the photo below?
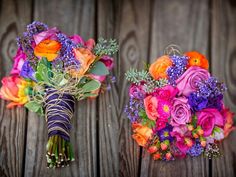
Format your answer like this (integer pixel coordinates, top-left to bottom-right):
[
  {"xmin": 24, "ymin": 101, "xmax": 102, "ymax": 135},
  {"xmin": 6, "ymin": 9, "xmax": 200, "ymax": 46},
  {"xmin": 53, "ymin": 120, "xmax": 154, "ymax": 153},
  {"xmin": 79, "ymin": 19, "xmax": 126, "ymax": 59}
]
[
  {"xmin": 82, "ymin": 79, "xmax": 101, "ymax": 92},
  {"xmin": 35, "ymin": 63, "xmax": 51, "ymax": 84},
  {"xmin": 25, "ymin": 101, "xmax": 42, "ymax": 113},
  {"xmin": 89, "ymin": 61, "xmax": 109, "ymax": 76}
]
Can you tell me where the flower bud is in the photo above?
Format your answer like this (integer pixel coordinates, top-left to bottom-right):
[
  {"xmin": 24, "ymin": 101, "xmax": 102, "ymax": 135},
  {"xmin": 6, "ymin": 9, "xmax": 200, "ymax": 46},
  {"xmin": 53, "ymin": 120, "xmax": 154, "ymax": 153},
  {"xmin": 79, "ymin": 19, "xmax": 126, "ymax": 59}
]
[{"xmin": 147, "ymin": 145, "xmax": 158, "ymax": 154}]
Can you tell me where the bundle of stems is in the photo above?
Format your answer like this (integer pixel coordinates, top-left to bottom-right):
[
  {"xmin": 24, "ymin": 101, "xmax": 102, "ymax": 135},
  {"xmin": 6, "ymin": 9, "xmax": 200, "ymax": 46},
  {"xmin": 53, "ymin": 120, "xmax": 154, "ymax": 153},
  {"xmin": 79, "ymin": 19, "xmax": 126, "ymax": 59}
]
[{"xmin": 46, "ymin": 135, "xmax": 75, "ymax": 168}]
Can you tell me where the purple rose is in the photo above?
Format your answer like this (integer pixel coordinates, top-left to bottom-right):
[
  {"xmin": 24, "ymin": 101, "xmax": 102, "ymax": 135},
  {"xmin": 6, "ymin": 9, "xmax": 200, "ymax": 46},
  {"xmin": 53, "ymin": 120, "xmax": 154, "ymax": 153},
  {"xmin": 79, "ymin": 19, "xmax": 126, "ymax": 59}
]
[
  {"xmin": 170, "ymin": 97, "xmax": 191, "ymax": 126},
  {"xmin": 176, "ymin": 66, "xmax": 210, "ymax": 96}
]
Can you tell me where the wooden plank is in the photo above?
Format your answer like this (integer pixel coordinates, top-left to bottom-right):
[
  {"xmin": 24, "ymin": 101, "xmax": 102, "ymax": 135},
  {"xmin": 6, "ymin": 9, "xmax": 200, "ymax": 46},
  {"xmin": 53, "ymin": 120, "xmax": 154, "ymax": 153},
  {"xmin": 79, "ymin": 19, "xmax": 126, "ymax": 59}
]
[
  {"xmin": 97, "ymin": 0, "xmax": 119, "ymax": 176},
  {"xmin": 211, "ymin": 0, "xmax": 236, "ymax": 176},
  {"xmin": 0, "ymin": 0, "xmax": 32, "ymax": 177},
  {"xmin": 140, "ymin": 0, "xmax": 210, "ymax": 177},
  {"xmin": 97, "ymin": 0, "xmax": 152, "ymax": 176},
  {"xmin": 24, "ymin": 0, "xmax": 97, "ymax": 176}
]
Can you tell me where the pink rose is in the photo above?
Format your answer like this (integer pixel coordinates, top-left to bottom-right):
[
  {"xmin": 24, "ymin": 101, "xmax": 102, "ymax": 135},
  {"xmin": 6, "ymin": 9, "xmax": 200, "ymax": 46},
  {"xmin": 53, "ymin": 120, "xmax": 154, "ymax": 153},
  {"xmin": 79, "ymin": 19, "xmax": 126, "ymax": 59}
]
[
  {"xmin": 155, "ymin": 119, "xmax": 168, "ymax": 130},
  {"xmin": 170, "ymin": 97, "xmax": 191, "ymax": 126},
  {"xmin": 100, "ymin": 55, "xmax": 114, "ymax": 70},
  {"xmin": 10, "ymin": 49, "xmax": 27, "ymax": 75},
  {"xmin": 69, "ymin": 34, "xmax": 85, "ymax": 45},
  {"xmin": 153, "ymin": 85, "xmax": 179, "ymax": 100},
  {"xmin": 89, "ymin": 74, "xmax": 106, "ymax": 82},
  {"xmin": 144, "ymin": 95, "xmax": 158, "ymax": 120},
  {"xmin": 129, "ymin": 84, "xmax": 145, "ymax": 98},
  {"xmin": 33, "ymin": 27, "xmax": 59, "ymax": 44},
  {"xmin": 197, "ymin": 108, "xmax": 224, "ymax": 137},
  {"xmin": 171, "ymin": 126, "xmax": 193, "ymax": 153},
  {"xmin": 176, "ymin": 66, "xmax": 210, "ymax": 96},
  {"xmin": 85, "ymin": 39, "xmax": 95, "ymax": 50}
]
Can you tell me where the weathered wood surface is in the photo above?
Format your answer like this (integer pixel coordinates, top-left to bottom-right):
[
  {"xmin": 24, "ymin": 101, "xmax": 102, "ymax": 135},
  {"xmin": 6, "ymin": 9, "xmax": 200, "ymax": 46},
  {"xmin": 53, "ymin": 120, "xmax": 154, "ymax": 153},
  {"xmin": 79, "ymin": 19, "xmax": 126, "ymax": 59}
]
[
  {"xmin": 0, "ymin": 0, "xmax": 235, "ymax": 177},
  {"xmin": 211, "ymin": 0, "xmax": 236, "ymax": 177}
]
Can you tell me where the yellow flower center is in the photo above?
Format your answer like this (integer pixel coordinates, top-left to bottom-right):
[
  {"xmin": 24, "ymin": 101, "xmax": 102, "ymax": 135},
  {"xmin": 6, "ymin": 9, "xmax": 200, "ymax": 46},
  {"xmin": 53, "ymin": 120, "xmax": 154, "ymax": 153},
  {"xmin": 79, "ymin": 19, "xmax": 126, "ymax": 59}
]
[
  {"xmin": 164, "ymin": 131, "xmax": 169, "ymax": 137},
  {"xmin": 163, "ymin": 105, "xmax": 169, "ymax": 113}
]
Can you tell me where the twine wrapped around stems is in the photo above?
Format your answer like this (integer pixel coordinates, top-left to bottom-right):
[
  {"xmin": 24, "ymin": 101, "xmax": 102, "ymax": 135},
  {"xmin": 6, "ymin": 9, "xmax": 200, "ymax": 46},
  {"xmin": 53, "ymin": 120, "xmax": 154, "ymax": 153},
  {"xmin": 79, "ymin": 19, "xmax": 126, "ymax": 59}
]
[{"xmin": 44, "ymin": 87, "xmax": 75, "ymax": 168}]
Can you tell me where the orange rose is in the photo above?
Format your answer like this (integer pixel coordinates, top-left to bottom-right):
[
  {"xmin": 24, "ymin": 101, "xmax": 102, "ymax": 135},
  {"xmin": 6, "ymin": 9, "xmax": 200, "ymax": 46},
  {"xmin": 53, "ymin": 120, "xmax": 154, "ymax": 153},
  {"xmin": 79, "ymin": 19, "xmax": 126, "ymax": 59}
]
[
  {"xmin": 0, "ymin": 76, "xmax": 32, "ymax": 108},
  {"xmin": 34, "ymin": 39, "xmax": 61, "ymax": 61},
  {"xmin": 71, "ymin": 48, "xmax": 96, "ymax": 77},
  {"xmin": 222, "ymin": 108, "xmax": 235, "ymax": 137},
  {"xmin": 132, "ymin": 123, "xmax": 153, "ymax": 147},
  {"xmin": 185, "ymin": 51, "xmax": 209, "ymax": 69},
  {"xmin": 149, "ymin": 55, "xmax": 173, "ymax": 80}
]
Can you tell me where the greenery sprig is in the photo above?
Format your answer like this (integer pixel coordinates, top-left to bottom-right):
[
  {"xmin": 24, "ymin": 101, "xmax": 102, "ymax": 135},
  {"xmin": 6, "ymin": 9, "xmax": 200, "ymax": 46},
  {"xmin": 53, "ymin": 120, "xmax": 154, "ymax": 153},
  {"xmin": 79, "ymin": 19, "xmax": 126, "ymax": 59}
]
[
  {"xmin": 125, "ymin": 68, "xmax": 168, "ymax": 93},
  {"xmin": 93, "ymin": 38, "xmax": 119, "ymax": 56}
]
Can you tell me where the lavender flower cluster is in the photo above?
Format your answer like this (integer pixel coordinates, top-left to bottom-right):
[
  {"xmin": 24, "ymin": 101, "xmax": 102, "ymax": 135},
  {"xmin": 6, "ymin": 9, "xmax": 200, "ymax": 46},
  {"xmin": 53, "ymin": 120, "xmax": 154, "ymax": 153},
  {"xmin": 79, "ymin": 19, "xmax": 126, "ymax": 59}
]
[
  {"xmin": 55, "ymin": 33, "xmax": 80, "ymax": 69},
  {"xmin": 167, "ymin": 55, "xmax": 188, "ymax": 85}
]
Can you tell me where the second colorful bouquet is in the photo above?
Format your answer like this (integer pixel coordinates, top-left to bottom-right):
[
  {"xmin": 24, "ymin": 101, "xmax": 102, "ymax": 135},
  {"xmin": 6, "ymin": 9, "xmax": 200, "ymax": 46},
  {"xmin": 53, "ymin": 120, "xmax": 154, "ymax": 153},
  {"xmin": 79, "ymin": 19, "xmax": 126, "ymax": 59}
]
[{"xmin": 125, "ymin": 46, "xmax": 235, "ymax": 161}]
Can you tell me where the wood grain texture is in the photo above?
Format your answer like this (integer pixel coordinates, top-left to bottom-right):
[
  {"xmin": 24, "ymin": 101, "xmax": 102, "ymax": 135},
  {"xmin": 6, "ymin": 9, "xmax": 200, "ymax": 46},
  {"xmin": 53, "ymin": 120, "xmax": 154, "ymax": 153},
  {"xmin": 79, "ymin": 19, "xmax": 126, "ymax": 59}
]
[
  {"xmin": 97, "ymin": 0, "xmax": 119, "ymax": 176},
  {"xmin": 24, "ymin": 0, "xmax": 97, "ymax": 177},
  {"xmin": 211, "ymin": 0, "xmax": 236, "ymax": 176},
  {"xmin": 113, "ymin": 0, "xmax": 153, "ymax": 177},
  {"xmin": 0, "ymin": 0, "xmax": 32, "ymax": 177},
  {"xmin": 140, "ymin": 0, "xmax": 210, "ymax": 177}
]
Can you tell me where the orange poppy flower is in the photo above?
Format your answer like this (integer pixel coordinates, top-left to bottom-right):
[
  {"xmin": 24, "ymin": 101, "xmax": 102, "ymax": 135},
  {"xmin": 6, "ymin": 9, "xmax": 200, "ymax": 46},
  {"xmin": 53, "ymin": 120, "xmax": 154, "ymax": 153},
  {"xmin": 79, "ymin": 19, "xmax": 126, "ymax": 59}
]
[
  {"xmin": 185, "ymin": 51, "xmax": 209, "ymax": 69},
  {"xmin": 34, "ymin": 39, "xmax": 61, "ymax": 61}
]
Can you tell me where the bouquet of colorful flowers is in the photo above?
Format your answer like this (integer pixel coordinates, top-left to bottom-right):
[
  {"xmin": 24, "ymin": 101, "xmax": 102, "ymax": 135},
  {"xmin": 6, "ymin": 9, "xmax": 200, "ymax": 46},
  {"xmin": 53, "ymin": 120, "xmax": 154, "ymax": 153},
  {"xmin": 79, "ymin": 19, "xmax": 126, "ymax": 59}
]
[
  {"xmin": 0, "ymin": 21, "xmax": 118, "ymax": 168},
  {"xmin": 125, "ymin": 45, "xmax": 235, "ymax": 161}
]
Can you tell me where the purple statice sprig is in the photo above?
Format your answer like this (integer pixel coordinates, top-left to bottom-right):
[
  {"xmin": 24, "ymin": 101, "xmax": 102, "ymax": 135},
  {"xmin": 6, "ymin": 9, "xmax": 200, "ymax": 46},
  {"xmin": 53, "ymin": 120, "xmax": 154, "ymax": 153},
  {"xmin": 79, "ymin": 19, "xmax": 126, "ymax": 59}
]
[
  {"xmin": 124, "ymin": 96, "xmax": 144, "ymax": 123},
  {"xmin": 197, "ymin": 77, "xmax": 227, "ymax": 98},
  {"xmin": 187, "ymin": 139, "xmax": 204, "ymax": 157},
  {"xmin": 53, "ymin": 33, "xmax": 80, "ymax": 70},
  {"xmin": 167, "ymin": 55, "xmax": 189, "ymax": 85},
  {"xmin": 17, "ymin": 21, "xmax": 48, "ymax": 59}
]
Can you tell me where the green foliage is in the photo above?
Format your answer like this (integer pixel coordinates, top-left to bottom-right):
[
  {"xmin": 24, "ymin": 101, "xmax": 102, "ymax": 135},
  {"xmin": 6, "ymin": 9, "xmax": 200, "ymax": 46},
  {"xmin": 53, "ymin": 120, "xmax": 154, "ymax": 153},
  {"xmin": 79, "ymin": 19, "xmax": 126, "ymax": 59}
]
[
  {"xmin": 35, "ymin": 57, "xmax": 52, "ymax": 85},
  {"xmin": 24, "ymin": 101, "xmax": 44, "ymax": 116},
  {"xmin": 82, "ymin": 79, "xmax": 101, "ymax": 92},
  {"xmin": 93, "ymin": 38, "xmax": 118, "ymax": 56},
  {"xmin": 125, "ymin": 68, "xmax": 168, "ymax": 93},
  {"xmin": 139, "ymin": 109, "xmax": 156, "ymax": 128},
  {"xmin": 191, "ymin": 115, "xmax": 198, "ymax": 128},
  {"xmin": 89, "ymin": 61, "xmax": 109, "ymax": 76},
  {"xmin": 125, "ymin": 69, "xmax": 149, "ymax": 84}
]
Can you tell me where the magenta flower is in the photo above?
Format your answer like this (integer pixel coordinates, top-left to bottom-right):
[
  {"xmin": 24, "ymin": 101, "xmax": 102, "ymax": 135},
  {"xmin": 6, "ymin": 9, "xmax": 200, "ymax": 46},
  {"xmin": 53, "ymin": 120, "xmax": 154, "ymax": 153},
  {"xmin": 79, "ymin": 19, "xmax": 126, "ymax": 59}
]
[
  {"xmin": 10, "ymin": 49, "xmax": 26, "ymax": 75},
  {"xmin": 153, "ymin": 84, "xmax": 179, "ymax": 101},
  {"xmin": 157, "ymin": 99, "xmax": 172, "ymax": 120},
  {"xmin": 100, "ymin": 55, "xmax": 114, "ymax": 70},
  {"xmin": 176, "ymin": 66, "xmax": 210, "ymax": 96},
  {"xmin": 196, "ymin": 108, "xmax": 224, "ymax": 137},
  {"xmin": 69, "ymin": 34, "xmax": 85, "ymax": 45}
]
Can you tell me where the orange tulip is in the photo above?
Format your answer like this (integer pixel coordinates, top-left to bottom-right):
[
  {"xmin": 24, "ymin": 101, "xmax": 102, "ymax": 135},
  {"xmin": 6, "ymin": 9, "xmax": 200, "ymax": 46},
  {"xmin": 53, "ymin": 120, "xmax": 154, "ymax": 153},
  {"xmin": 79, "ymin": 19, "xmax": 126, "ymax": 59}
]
[
  {"xmin": 185, "ymin": 51, "xmax": 209, "ymax": 69},
  {"xmin": 71, "ymin": 48, "xmax": 96, "ymax": 77},
  {"xmin": 149, "ymin": 55, "xmax": 173, "ymax": 80},
  {"xmin": 34, "ymin": 39, "xmax": 61, "ymax": 61},
  {"xmin": 0, "ymin": 76, "xmax": 31, "ymax": 108},
  {"xmin": 132, "ymin": 123, "xmax": 153, "ymax": 147}
]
